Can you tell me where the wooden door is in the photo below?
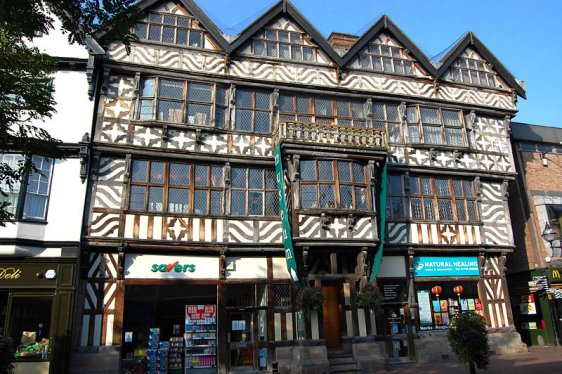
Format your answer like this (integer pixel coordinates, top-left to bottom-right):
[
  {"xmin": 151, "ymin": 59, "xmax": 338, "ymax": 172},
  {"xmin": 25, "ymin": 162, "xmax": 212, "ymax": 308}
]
[{"xmin": 321, "ymin": 286, "xmax": 341, "ymax": 348}]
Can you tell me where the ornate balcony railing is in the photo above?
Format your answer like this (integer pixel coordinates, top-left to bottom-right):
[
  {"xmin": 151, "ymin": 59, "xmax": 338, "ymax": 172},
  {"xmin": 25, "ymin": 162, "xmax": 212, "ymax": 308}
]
[{"xmin": 274, "ymin": 121, "xmax": 388, "ymax": 150}]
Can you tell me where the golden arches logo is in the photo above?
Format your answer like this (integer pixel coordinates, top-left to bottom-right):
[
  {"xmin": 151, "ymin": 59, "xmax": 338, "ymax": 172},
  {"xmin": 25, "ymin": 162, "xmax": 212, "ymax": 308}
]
[{"xmin": 552, "ymin": 269, "xmax": 561, "ymax": 279}]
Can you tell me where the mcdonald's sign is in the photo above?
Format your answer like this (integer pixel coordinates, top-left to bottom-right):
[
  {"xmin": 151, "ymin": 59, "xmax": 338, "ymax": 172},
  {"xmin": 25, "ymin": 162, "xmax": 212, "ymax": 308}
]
[{"xmin": 551, "ymin": 268, "xmax": 562, "ymax": 282}]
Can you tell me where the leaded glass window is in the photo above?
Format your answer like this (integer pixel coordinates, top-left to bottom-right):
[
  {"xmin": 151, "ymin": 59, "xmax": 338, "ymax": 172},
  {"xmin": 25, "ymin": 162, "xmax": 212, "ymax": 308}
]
[
  {"xmin": 134, "ymin": 12, "xmax": 205, "ymax": 48},
  {"xmin": 299, "ymin": 160, "xmax": 369, "ymax": 210},
  {"xmin": 450, "ymin": 57, "xmax": 497, "ymax": 87},
  {"xmin": 235, "ymin": 89, "xmax": 272, "ymax": 133},
  {"xmin": 359, "ymin": 41, "xmax": 415, "ymax": 75},
  {"xmin": 230, "ymin": 167, "xmax": 279, "ymax": 216},
  {"xmin": 138, "ymin": 77, "xmax": 228, "ymax": 127},
  {"xmin": 129, "ymin": 160, "xmax": 224, "ymax": 215},
  {"xmin": 406, "ymin": 106, "xmax": 466, "ymax": 146},
  {"xmin": 279, "ymin": 94, "xmax": 367, "ymax": 126},
  {"xmin": 409, "ymin": 176, "xmax": 478, "ymax": 222},
  {"xmin": 251, "ymin": 28, "xmax": 316, "ymax": 62},
  {"xmin": 373, "ymin": 102, "xmax": 402, "ymax": 143}
]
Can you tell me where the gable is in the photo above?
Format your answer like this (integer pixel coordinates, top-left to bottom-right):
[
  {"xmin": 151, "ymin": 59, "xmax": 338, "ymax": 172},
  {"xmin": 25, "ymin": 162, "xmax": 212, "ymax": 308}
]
[
  {"xmin": 132, "ymin": 0, "xmax": 223, "ymax": 51},
  {"xmin": 444, "ymin": 47, "xmax": 507, "ymax": 89},
  {"xmin": 347, "ymin": 32, "xmax": 429, "ymax": 77},
  {"xmin": 237, "ymin": 16, "xmax": 332, "ymax": 65}
]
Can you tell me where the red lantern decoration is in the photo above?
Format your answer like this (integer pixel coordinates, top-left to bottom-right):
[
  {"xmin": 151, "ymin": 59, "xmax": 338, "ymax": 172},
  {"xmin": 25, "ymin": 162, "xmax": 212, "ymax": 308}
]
[
  {"xmin": 453, "ymin": 285, "xmax": 464, "ymax": 296},
  {"xmin": 431, "ymin": 285, "xmax": 442, "ymax": 297}
]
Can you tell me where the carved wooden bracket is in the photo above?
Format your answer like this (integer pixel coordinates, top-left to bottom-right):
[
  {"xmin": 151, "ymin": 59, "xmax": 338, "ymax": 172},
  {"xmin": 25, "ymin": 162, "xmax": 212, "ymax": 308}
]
[
  {"xmin": 195, "ymin": 128, "xmax": 202, "ymax": 144},
  {"xmin": 348, "ymin": 214, "xmax": 358, "ymax": 231},
  {"xmin": 79, "ymin": 133, "xmax": 90, "ymax": 183},
  {"xmin": 117, "ymin": 245, "xmax": 125, "ymax": 280},
  {"xmin": 429, "ymin": 148, "xmax": 437, "ymax": 160},
  {"xmin": 321, "ymin": 213, "xmax": 331, "ymax": 230}
]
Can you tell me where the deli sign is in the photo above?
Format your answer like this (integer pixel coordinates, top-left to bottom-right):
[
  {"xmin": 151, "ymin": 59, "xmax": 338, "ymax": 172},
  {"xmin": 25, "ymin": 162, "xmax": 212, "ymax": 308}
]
[{"xmin": 0, "ymin": 267, "xmax": 22, "ymax": 280}]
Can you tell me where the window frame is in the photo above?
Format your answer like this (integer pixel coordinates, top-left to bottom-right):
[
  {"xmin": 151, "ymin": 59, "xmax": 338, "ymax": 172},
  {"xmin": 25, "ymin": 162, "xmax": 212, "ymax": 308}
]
[
  {"xmin": 279, "ymin": 94, "xmax": 367, "ymax": 127},
  {"xmin": 408, "ymin": 176, "xmax": 479, "ymax": 223},
  {"xmin": 133, "ymin": 12, "xmax": 206, "ymax": 49},
  {"xmin": 299, "ymin": 159, "xmax": 370, "ymax": 211},
  {"xmin": 128, "ymin": 159, "xmax": 225, "ymax": 216},
  {"xmin": 234, "ymin": 89, "xmax": 273, "ymax": 134},
  {"xmin": 359, "ymin": 42, "xmax": 415, "ymax": 76},
  {"xmin": 0, "ymin": 154, "xmax": 54, "ymax": 222},
  {"xmin": 251, "ymin": 28, "xmax": 317, "ymax": 62},
  {"xmin": 230, "ymin": 166, "xmax": 279, "ymax": 217},
  {"xmin": 373, "ymin": 102, "xmax": 402, "ymax": 143},
  {"xmin": 450, "ymin": 57, "xmax": 497, "ymax": 88},
  {"xmin": 137, "ymin": 77, "xmax": 228, "ymax": 128},
  {"xmin": 406, "ymin": 105, "xmax": 467, "ymax": 147}
]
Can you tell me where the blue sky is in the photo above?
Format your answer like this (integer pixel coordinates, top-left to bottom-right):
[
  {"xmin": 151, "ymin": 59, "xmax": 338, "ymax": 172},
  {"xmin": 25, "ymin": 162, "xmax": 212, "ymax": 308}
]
[{"xmin": 194, "ymin": 0, "xmax": 562, "ymax": 128}]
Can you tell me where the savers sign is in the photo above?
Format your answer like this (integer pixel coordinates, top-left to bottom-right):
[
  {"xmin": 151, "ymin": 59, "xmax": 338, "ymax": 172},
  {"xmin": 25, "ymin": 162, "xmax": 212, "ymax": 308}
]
[{"xmin": 125, "ymin": 254, "xmax": 218, "ymax": 279}]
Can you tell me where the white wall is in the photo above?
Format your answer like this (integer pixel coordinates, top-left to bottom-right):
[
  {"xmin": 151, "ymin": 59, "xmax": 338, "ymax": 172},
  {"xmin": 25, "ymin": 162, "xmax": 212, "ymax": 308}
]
[
  {"xmin": 40, "ymin": 69, "xmax": 94, "ymax": 142},
  {"xmin": 32, "ymin": 17, "xmax": 89, "ymax": 59}
]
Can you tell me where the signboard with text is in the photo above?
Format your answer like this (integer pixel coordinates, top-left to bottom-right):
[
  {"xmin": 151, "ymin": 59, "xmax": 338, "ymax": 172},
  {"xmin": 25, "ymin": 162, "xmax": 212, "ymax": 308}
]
[
  {"xmin": 274, "ymin": 145, "xmax": 302, "ymax": 288},
  {"xmin": 124, "ymin": 254, "xmax": 218, "ymax": 279},
  {"xmin": 413, "ymin": 256, "xmax": 479, "ymax": 277}
]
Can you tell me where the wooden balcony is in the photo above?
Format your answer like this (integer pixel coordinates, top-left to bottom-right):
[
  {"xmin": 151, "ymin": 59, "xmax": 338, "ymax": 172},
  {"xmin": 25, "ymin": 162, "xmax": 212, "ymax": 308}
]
[{"xmin": 274, "ymin": 121, "xmax": 388, "ymax": 151}]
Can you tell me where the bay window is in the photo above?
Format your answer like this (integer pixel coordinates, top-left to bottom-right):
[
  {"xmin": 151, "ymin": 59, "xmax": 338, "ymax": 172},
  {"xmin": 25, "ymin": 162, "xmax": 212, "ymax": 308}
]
[
  {"xmin": 129, "ymin": 160, "xmax": 224, "ymax": 215},
  {"xmin": 234, "ymin": 89, "xmax": 272, "ymax": 133},
  {"xmin": 138, "ymin": 77, "xmax": 227, "ymax": 128},
  {"xmin": 300, "ymin": 160, "xmax": 369, "ymax": 210}
]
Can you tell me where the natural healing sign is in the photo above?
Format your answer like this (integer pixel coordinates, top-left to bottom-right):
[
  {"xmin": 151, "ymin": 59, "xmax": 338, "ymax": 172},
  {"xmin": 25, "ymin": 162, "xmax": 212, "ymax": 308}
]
[
  {"xmin": 274, "ymin": 145, "xmax": 302, "ymax": 288},
  {"xmin": 413, "ymin": 256, "xmax": 479, "ymax": 277}
]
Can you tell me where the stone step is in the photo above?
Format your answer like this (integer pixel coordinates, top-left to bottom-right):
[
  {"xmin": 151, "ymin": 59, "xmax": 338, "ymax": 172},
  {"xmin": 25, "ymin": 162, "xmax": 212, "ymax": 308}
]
[
  {"xmin": 328, "ymin": 363, "xmax": 361, "ymax": 374},
  {"xmin": 328, "ymin": 350, "xmax": 360, "ymax": 373}
]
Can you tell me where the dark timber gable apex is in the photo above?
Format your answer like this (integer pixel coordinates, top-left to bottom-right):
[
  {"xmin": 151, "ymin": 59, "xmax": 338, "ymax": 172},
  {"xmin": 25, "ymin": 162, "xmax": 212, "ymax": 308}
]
[
  {"xmin": 436, "ymin": 31, "xmax": 526, "ymax": 99},
  {"xmin": 229, "ymin": 0, "xmax": 343, "ymax": 65},
  {"xmin": 340, "ymin": 15, "xmax": 438, "ymax": 77},
  {"xmin": 133, "ymin": 0, "xmax": 232, "ymax": 53}
]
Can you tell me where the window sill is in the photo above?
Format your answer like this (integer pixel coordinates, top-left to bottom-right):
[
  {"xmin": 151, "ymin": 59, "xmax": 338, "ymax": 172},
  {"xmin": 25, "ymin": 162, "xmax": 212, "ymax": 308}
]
[
  {"xmin": 389, "ymin": 219, "xmax": 481, "ymax": 226},
  {"xmin": 407, "ymin": 143, "xmax": 471, "ymax": 152},
  {"xmin": 11, "ymin": 219, "xmax": 48, "ymax": 225},
  {"xmin": 130, "ymin": 119, "xmax": 274, "ymax": 137},
  {"xmin": 295, "ymin": 208, "xmax": 373, "ymax": 216}
]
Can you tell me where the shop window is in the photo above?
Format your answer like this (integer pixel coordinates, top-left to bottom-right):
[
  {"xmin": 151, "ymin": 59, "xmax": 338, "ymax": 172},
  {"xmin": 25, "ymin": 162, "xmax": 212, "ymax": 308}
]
[
  {"xmin": 409, "ymin": 175, "xmax": 478, "ymax": 223},
  {"xmin": 450, "ymin": 57, "xmax": 497, "ymax": 88},
  {"xmin": 0, "ymin": 154, "xmax": 54, "ymax": 221},
  {"xmin": 273, "ymin": 284, "xmax": 291, "ymax": 308},
  {"xmin": 133, "ymin": 12, "xmax": 205, "ymax": 48},
  {"xmin": 251, "ymin": 28, "xmax": 316, "ymax": 62},
  {"xmin": 373, "ymin": 102, "xmax": 402, "ymax": 143},
  {"xmin": 138, "ymin": 77, "xmax": 227, "ymax": 128},
  {"xmin": 299, "ymin": 159, "xmax": 369, "ymax": 210},
  {"xmin": 279, "ymin": 94, "xmax": 367, "ymax": 127},
  {"xmin": 358, "ymin": 40, "xmax": 415, "ymax": 76},
  {"xmin": 406, "ymin": 105, "xmax": 466, "ymax": 147},
  {"xmin": 8, "ymin": 296, "xmax": 52, "ymax": 360},
  {"xmin": 230, "ymin": 167, "xmax": 279, "ymax": 216},
  {"xmin": 234, "ymin": 89, "xmax": 272, "ymax": 133},
  {"xmin": 415, "ymin": 281, "xmax": 482, "ymax": 331},
  {"xmin": 226, "ymin": 284, "xmax": 268, "ymax": 307},
  {"xmin": 129, "ymin": 160, "xmax": 224, "ymax": 215}
]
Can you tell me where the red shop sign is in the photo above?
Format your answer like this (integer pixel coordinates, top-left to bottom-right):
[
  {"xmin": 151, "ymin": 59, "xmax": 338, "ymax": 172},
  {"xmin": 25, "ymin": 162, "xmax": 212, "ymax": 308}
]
[{"xmin": 186, "ymin": 304, "xmax": 216, "ymax": 320}]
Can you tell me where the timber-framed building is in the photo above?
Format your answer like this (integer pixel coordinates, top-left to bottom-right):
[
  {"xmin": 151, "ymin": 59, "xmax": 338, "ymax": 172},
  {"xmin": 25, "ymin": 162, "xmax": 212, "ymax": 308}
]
[{"xmin": 71, "ymin": 0, "xmax": 528, "ymax": 372}]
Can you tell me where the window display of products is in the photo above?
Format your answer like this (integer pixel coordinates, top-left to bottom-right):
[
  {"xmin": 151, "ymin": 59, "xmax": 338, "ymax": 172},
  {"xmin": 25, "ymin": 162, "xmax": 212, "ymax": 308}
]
[
  {"xmin": 185, "ymin": 305, "xmax": 217, "ymax": 372},
  {"xmin": 169, "ymin": 336, "xmax": 184, "ymax": 373}
]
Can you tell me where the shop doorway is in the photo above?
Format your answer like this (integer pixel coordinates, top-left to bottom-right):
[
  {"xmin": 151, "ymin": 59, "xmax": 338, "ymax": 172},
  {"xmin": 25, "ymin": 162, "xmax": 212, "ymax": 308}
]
[
  {"xmin": 225, "ymin": 284, "xmax": 268, "ymax": 372},
  {"xmin": 321, "ymin": 286, "xmax": 341, "ymax": 348},
  {"xmin": 382, "ymin": 306, "xmax": 412, "ymax": 362}
]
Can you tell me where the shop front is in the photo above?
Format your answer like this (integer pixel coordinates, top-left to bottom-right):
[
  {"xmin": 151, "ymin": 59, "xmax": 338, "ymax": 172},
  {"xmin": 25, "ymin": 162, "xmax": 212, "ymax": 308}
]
[
  {"xmin": 121, "ymin": 254, "xmax": 219, "ymax": 374},
  {"xmin": 120, "ymin": 254, "xmax": 292, "ymax": 374},
  {"xmin": 413, "ymin": 256, "xmax": 482, "ymax": 331},
  {"xmin": 0, "ymin": 259, "xmax": 77, "ymax": 374}
]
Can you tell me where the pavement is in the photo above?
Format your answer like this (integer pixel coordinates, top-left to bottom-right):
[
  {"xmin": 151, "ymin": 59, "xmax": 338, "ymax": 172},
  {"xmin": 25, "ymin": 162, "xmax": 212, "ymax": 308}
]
[{"xmin": 384, "ymin": 346, "xmax": 562, "ymax": 373}]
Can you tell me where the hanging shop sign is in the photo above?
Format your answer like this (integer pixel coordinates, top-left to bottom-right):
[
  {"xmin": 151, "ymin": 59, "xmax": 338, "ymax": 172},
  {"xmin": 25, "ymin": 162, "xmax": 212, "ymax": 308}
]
[
  {"xmin": 413, "ymin": 256, "xmax": 479, "ymax": 277},
  {"xmin": 274, "ymin": 145, "xmax": 302, "ymax": 288},
  {"xmin": 124, "ymin": 255, "xmax": 218, "ymax": 279}
]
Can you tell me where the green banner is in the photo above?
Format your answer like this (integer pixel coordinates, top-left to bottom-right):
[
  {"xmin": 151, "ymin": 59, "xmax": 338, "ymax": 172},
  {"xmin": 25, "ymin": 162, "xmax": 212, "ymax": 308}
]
[
  {"xmin": 274, "ymin": 145, "xmax": 302, "ymax": 288},
  {"xmin": 369, "ymin": 161, "xmax": 387, "ymax": 283}
]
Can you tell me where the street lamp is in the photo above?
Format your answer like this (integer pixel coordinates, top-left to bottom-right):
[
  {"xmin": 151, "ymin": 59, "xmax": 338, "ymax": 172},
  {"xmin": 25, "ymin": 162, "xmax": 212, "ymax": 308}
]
[{"xmin": 542, "ymin": 222, "xmax": 561, "ymax": 258}]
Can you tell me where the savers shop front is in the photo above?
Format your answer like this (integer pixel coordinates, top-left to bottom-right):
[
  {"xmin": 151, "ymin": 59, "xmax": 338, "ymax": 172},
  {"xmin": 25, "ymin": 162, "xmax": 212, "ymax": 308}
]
[
  {"xmin": 0, "ymin": 259, "xmax": 77, "ymax": 374},
  {"xmin": 413, "ymin": 256, "xmax": 483, "ymax": 331}
]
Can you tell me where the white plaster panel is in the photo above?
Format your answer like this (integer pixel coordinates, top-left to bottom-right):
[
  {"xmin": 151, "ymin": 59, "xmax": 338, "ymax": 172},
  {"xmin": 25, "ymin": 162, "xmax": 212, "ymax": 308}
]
[
  {"xmin": 272, "ymin": 257, "xmax": 291, "ymax": 279},
  {"xmin": 225, "ymin": 257, "xmax": 267, "ymax": 279}
]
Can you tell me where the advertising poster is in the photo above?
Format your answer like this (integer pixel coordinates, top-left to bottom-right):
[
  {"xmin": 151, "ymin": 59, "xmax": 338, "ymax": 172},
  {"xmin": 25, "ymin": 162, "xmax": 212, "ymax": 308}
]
[{"xmin": 417, "ymin": 290, "xmax": 433, "ymax": 330}]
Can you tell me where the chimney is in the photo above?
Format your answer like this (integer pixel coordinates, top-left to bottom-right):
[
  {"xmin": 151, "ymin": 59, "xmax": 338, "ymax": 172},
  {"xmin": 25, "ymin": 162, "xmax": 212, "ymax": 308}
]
[{"xmin": 327, "ymin": 32, "xmax": 359, "ymax": 55}]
